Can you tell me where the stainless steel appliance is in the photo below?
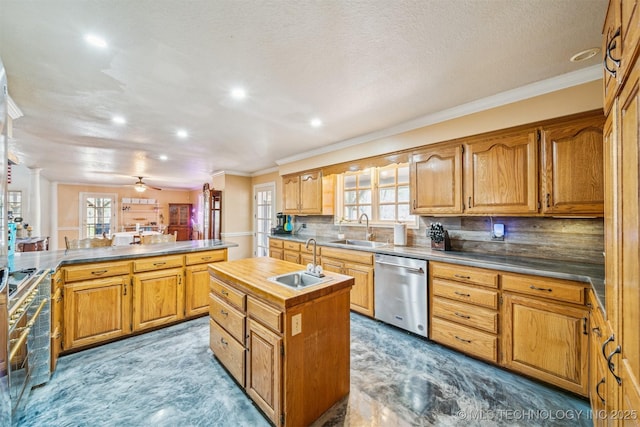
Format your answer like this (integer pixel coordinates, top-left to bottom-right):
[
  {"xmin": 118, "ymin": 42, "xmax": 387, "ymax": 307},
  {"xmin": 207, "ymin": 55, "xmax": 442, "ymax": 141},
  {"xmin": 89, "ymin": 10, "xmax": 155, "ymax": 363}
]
[
  {"xmin": 7, "ymin": 269, "xmax": 50, "ymax": 418},
  {"xmin": 1, "ymin": 55, "xmax": 12, "ymax": 423},
  {"xmin": 374, "ymin": 254, "xmax": 428, "ymax": 337}
]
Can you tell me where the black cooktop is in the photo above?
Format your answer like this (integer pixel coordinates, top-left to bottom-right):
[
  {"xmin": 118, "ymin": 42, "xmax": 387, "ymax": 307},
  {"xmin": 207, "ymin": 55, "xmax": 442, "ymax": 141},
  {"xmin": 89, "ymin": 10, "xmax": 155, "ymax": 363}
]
[{"xmin": 8, "ymin": 267, "xmax": 38, "ymax": 297}]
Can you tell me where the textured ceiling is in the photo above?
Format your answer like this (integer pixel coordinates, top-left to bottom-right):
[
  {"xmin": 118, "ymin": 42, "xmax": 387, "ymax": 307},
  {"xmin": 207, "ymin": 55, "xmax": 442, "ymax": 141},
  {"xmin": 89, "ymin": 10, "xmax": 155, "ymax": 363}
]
[{"xmin": 0, "ymin": 0, "xmax": 607, "ymax": 190}]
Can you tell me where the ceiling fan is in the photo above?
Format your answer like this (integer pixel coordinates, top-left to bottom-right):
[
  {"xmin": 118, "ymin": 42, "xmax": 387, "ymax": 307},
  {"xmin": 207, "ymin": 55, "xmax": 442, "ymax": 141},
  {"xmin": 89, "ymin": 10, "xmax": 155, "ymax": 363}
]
[{"xmin": 131, "ymin": 176, "xmax": 162, "ymax": 192}]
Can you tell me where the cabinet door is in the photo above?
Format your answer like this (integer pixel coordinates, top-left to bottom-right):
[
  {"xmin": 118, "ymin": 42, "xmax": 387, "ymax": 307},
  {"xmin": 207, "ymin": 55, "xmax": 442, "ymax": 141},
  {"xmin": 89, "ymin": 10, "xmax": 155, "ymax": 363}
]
[
  {"xmin": 246, "ymin": 318, "xmax": 282, "ymax": 426},
  {"xmin": 541, "ymin": 113, "xmax": 605, "ymax": 215},
  {"xmin": 269, "ymin": 248, "xmax": 284, "ymax": 260},
  {"xmin": 64, "ymin": 276, "xmax": 131, "ymax": 350},
  {"xmin": 502, "ymin": 293, "xmax": 589, "ymax": 396},
  {"xmin": 132, "ymin": 268, "xmax": 184, "ymax": 331},
  {"xmin": 410, "ymin": 144, "xmax": 463, "ymax": 214},
  {"xmin": 184, "ymin": 264, "xmax": 210, "ymax": 317},
  {"xmin": 465, "ymin": 130, "xmax": 538, "ymax": 214},
  {"xmin": 283, "ymin": 250, "xmax": 300, "ymax": 264},
  {"xmin": 344, "ymin": 262, "xmax": 374, "ymax": 317},
  {"xmin": 282, "ymin": 174, "xmax": 300, "ymax": 213},
  {"xmin": 298, "ymin": 171, "xmax": 322, "ymax": 214},
  {"xmin": 618, "ymin": 60, "xmax": 640, "ymax": 422}
]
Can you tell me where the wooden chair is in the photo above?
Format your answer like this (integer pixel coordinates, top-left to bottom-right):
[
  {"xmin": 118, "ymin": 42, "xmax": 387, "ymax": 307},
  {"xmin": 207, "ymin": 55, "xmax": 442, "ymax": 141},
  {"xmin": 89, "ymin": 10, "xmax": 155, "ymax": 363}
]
[
  {"xmin": 65, "ymin": 233, "xmax": 114, "ymax": 249},
  {"xmin": 140, "ymin": 231, "xmax": 177, "ymax": 245}
]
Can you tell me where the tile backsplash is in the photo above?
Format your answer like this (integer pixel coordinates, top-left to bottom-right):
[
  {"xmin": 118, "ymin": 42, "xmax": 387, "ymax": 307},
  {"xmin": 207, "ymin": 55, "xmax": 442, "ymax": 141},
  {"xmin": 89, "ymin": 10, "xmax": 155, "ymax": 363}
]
[{"xmin": 291, "ymin": 215, "xmax": 604, "ymax": 265}]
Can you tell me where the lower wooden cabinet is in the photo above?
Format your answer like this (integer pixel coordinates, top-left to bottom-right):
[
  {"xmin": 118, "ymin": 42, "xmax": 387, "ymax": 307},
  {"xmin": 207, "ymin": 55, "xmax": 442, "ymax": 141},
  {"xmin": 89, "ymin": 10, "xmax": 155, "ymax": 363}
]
[
  {"xmin": 246, "ymin": 318, "xmax": 282, "ymax": 424},
  {"xmin": 132, "ymin": 268, "xmax": 184, "ymax": 331},
  {"xmin": 59, "ymin": 248, "xmax": 227, "ymax": 354},
  {"xmin": 209, "ymin": 257, "xmax": 352, "ymax": 427},
  {"xmin": 63, "ymin": 275, "xmax": 132, "ymax": 350},
  {"xmin": 321, "ymin": 247, "xmax": 374, "ymax": 317},
  {"xmin": 430, "ymin": 261, "xmax": 590, "ymax": 398},
  {"xmin": 502, "ymin": 292, "xmax": 589, "ymax": 396}
]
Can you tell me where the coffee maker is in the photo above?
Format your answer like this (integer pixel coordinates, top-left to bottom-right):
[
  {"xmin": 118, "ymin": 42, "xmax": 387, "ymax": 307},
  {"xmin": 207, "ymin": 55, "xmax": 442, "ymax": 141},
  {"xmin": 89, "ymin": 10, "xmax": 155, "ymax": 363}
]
[{"xmin": 273, "ymin": 212, "xmax": 291, "ymax": 235}]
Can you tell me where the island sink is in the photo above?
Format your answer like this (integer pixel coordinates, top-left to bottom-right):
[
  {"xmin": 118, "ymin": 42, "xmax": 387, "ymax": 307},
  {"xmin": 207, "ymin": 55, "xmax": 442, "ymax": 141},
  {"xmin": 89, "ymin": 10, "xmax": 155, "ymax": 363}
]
[{"xmin": 268, "ymin": 271, "xmax": 331, "ymax": 288}]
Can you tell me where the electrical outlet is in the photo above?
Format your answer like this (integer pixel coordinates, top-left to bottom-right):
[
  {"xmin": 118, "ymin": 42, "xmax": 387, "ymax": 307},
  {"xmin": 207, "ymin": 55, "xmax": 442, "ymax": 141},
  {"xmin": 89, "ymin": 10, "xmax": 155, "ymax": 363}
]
[
  {"xmin": 491, "ymin": 223, "xmax": 505, "ymax": 241},
  {"xmin": 291, "ymin": 314, "xmax": 302, "ymax": 336},
  {"xmin": 302, "ymin": 223, "xmax": 307, "ymax": 229}
]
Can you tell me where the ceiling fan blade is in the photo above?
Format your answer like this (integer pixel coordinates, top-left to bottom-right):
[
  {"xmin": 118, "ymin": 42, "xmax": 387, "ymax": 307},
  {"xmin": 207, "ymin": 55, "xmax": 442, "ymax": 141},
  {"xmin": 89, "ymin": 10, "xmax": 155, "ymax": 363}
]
[{"xmin": 145, "ymin": 184, "xmax": 163, "ymax": 191}]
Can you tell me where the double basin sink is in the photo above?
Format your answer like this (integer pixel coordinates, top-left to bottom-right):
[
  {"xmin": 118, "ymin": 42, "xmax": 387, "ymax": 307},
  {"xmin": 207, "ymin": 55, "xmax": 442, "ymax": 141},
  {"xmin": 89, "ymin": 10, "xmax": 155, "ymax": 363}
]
[{"xmin": 268, "ymin": 238, "xmax": 388, "ymax": 289}]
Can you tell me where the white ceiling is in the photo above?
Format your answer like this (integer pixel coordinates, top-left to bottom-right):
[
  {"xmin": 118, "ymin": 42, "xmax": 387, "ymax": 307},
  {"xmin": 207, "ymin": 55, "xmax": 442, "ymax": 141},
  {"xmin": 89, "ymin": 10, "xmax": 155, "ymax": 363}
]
[{"xmin": 0, "ymin": 0, "xmax": 607, "ymax": 190}]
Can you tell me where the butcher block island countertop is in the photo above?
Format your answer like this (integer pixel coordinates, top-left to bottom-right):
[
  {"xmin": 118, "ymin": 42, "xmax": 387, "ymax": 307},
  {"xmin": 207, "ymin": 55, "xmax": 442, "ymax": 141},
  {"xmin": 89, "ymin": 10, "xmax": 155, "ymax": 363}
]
[{"xmin": 208, "ymin": 257, "xmax": 354, "ymax": 427}]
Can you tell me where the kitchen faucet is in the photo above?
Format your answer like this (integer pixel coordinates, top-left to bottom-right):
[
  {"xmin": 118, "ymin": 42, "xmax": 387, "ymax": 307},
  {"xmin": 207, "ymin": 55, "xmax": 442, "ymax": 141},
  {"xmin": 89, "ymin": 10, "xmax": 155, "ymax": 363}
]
[
  {"xmin": 305, "ymin": 238, "xmax": 324, "ymax": 277},
  {"xmin": 358, "ymin": 213, "xmax": 374, "ymax": 241}
]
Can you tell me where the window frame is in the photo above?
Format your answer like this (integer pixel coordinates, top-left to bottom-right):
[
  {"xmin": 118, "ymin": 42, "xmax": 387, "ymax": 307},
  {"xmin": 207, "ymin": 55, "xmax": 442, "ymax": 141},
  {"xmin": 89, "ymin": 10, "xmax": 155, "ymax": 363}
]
[{"xmin": 335, "ymin": 163, "xmax": 418, "ymax": 229}]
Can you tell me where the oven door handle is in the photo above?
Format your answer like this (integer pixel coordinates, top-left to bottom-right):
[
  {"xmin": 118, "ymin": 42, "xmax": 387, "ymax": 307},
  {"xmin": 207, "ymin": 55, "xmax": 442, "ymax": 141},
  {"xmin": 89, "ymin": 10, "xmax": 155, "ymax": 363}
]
[
  {"xmin": 375, "ymin": 260, "xmax": 424, "ymax": 274},
  {"xmin": 8, "ymin": 297, "xmax": 48, "ymax": 363}
]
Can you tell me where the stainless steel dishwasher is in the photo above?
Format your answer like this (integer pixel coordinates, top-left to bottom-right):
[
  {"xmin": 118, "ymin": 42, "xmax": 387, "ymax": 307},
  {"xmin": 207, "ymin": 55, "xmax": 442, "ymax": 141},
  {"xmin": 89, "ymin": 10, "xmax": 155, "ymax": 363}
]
[{"xmin": 374, "ymin": 254, "xmax": 428, "ymax": 337}]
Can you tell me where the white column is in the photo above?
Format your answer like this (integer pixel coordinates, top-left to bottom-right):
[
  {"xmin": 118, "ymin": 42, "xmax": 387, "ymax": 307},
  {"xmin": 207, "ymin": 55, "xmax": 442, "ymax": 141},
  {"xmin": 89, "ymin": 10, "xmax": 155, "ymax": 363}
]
[
  {"xmin": 50, "ymin": 182, "xmax": 58, "ymax": 250},
  {"xmin": 29, "ymin": 167, "xmax": 42, "ymax": 235}
]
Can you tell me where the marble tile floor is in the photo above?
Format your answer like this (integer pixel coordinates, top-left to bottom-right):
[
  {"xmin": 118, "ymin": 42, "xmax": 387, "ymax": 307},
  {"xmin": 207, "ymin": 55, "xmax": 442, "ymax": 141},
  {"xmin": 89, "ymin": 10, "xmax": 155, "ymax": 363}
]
[{"xmin": 16, "ymin": 314, "xmax": 590, "ymax": 427}]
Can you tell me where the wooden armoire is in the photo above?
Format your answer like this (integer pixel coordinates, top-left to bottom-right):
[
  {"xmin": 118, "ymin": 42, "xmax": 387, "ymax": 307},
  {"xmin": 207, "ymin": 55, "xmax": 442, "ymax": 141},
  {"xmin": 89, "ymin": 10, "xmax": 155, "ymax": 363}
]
[{"xmin": 168, "ymin": 203, "xmax": 192, "ymax": 241}]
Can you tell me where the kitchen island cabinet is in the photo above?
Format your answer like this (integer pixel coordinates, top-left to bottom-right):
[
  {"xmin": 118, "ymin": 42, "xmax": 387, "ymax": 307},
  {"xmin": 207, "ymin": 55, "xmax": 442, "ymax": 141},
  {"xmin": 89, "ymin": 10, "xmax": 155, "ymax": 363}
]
[
  {"xmin": 57, "ymin": 244, "xmax": 229, "ymax": 354},
  {"xmin": 208, "ymin": 257, "xmax": 353, "ymax": 427}
]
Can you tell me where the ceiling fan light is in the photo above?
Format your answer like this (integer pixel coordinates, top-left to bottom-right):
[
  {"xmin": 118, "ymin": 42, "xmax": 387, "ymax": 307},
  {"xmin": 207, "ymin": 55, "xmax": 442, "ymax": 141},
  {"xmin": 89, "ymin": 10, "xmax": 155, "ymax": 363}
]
[{"xmin": 134, "ymin": 183, "xmax": 146, "ymax": 193}]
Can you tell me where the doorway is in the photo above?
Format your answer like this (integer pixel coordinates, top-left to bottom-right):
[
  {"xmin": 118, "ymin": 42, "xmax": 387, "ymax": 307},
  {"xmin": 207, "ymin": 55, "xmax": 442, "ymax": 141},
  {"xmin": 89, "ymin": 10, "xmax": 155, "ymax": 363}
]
[{"xmin": 253, "ymin": 183, "xmax": 275, "ymax": 257}]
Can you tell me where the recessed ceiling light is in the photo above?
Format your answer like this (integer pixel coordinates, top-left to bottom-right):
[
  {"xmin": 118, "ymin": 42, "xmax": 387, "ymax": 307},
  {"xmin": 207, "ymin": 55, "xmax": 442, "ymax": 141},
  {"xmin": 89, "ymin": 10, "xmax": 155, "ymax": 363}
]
[
  {"xmin": 310, "ymin": 118, "xmax": 323, "ymax": 128},
  {"xmin": 570, "ymin": 47, "xmax": 600, "ymax": 62},
  {"xmin": 112, "ymin": 116, "xmax": 126, "ymax": 125},
  {"xmin": 159, "ymin": 154, "xmax": 168, "ymax": 161},
  {"xmin": 176, "ymin": 129, "xmax": 188, "ymax": 139},
  {"xmin": 230, "ymin": 87, "xmax": 247, "ymax": 100},
  {"xmin": 85, "ymin": 34, "xmax": 108, "ymax": 49}
]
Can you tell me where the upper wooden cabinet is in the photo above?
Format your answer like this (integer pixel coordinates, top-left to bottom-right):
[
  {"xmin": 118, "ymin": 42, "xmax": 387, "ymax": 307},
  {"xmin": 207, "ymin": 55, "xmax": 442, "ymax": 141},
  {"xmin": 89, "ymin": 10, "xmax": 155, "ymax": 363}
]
[
  {"xmin": 603, "ymin": 0, "xmax": 640, "ymax": 114},
  {"xmin": 540, "ymin": 112, "xmax": 605, "ymax": 216},
  {"xmin": 464, "ymin": 129, "xmax": 539, "ymax": 215},
  {"xmin": 410, "ymin": 144, "xmax": 463, "ymax": 214},
  {"xmin": 282, "ymin": 170, "xmax": 334, "ymax": 215}
]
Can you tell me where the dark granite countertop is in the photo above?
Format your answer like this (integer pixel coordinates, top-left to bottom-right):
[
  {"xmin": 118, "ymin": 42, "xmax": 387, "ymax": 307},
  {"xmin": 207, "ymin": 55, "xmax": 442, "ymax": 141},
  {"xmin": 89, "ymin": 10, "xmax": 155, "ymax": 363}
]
[
  {"xmin": 8, "ymin": 239, "xmax": 238, "ymax": 273},
  {"xmin": 270, "ymin": 233, "xmax": 605, "ymax": 309}
]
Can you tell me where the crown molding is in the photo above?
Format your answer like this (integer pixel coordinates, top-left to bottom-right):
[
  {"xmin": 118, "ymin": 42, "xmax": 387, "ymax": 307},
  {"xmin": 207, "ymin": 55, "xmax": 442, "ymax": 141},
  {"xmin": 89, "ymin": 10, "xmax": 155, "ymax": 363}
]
[{"xmin": 275, "ymin": 65, "xmax": 602, "ymax": 166}]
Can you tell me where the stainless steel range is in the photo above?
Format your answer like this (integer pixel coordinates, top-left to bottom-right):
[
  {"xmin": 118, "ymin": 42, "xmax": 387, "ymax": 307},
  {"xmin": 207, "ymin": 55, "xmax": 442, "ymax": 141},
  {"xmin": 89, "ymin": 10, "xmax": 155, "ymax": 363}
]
[{"xmin": 7, "ymin": 268, "xmax": 51, "ymax": 420}]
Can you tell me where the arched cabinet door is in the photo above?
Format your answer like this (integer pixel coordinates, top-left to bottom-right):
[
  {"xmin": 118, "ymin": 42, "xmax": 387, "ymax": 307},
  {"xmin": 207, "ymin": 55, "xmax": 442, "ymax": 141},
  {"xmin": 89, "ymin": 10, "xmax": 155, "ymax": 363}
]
[
  {"xmin": 410, "ymin": 144, "xmax": 463, "ymax": 215},
  {"xmin": 464, "ymin": 129, "xmax": 538, "ymax": 215}
]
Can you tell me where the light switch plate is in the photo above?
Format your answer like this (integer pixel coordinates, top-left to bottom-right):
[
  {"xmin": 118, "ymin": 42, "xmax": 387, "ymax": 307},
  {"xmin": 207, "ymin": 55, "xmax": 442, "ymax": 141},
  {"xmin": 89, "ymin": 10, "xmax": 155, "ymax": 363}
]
[{"xmin": 292, "ymin": 313, "xmax": 302, "ymax": 336}]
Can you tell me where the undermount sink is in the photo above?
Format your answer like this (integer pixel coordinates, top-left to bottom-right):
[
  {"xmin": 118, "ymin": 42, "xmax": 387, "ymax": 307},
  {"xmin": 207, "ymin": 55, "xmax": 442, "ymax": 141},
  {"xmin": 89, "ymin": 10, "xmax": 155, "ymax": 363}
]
[
  {"xmin": 329, "ymin": 239, "xmax": 389, "ymax": 248},
  {"xmin": 268, "ymin": 271, "xmax": 331, "ymax": 288}
]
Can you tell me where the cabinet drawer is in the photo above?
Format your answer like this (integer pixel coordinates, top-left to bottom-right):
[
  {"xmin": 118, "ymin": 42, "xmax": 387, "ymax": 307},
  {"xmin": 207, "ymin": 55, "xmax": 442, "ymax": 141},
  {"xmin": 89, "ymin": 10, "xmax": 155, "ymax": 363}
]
[
  {"xmin": 431, "ymin": 262, "xmax": 498, "ymax": 288},
  {"xmin": 432, "ymin": 278, "xmax": 499, "ymax": 309},
  {"xmin": 209, "ymin": 319, "xmax": 245, "ymax": 386},
  {"xmin": 185, "ymin": 250, "xmax": 226, "ymax": 265},
  {"xmin": 321, "ymin": 247, "xmax": 374, "ymax": 265},
  {"xmin": 283, "ymin": 241, "xmax": 300, "ymax": 251},
  {"xmin": 210, "ymin": 293, "xmax": 246, "ymax": 343},
  {"xmin": 247, "ymin": 297, "xmax": 282, "ymax": 333},
  {"xmin": 133, "ymin": 255, "xmax": 184, "ymax": 273},
  {"xmin": 283, "ymin": 250, "xmax": 301, "ymax": 264},
  {"xmin": 63, "ymin": 261, "xmax": 131, "ymax": 283},
  {"xmin": 210, "ymin": 277, "xmax": 246, "ymax": 310},
  {"xmin": 432, "ymin": 297, "xmax": 498, "ymax": 334},
  {"xmin": 431, "ymin": 317, "xmax": 498, "ymax": 362},
  {"xmin": 269, "ymin": 239, "xmax": 284, "ymax": 249},
  {"xmin": 502, "ymin": 273, "xmax": 585, "ymax": 304}
]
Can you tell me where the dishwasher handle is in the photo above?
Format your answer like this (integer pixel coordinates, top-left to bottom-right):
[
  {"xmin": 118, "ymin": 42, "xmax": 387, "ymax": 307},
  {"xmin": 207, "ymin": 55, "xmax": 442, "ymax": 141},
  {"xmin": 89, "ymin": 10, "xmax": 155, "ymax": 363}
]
[{"xmin": 375, "ymin": 260, "xmax": 424, "ymax": 274}]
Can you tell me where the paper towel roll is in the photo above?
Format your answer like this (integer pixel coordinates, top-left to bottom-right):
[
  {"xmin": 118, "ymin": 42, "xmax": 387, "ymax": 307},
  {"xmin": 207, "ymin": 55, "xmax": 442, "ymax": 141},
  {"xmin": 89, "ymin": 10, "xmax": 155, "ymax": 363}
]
[{"xmin": 394, "ymin": 223, "xmax": 407, "ymax": 246}]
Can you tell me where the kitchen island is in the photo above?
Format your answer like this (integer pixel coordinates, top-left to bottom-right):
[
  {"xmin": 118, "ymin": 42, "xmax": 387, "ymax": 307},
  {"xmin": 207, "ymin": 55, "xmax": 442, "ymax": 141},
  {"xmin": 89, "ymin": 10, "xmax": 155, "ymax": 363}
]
[{"xmin": 208, "ymin": 257, "xmax": 354, "ymax": 427}]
